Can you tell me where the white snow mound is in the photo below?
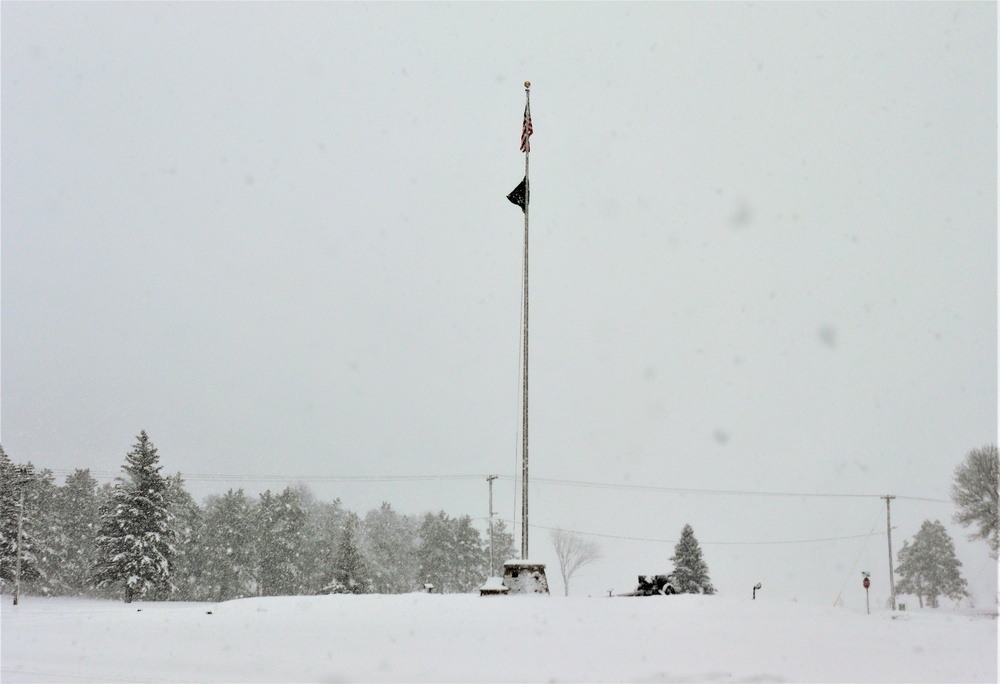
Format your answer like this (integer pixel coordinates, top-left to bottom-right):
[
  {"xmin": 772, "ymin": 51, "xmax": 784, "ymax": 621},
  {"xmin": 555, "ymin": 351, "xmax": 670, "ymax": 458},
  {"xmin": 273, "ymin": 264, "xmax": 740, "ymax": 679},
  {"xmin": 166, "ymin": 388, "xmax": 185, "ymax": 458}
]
[{"xmin": 2, "ymin": 594, "xmax": 995, "ymax": 683}]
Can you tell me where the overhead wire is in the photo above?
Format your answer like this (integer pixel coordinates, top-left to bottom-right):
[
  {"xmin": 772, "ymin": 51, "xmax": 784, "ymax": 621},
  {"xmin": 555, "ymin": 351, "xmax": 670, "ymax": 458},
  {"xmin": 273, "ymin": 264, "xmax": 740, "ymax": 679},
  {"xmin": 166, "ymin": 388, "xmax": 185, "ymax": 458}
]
[
  {"xmin": 41, "ymin": 469, "xmax": 949, "ymax": 503},
  {"xmin": 497, "ymin": 517, "xmax": 888, "ymax": 547},
  {"xmin": 44, "ymin": 470, "xmax": 485, "ymax": 483},
  {"xmin": 832, "ymin": 502, "xmax": 886, "ymax": 606},
  {"xmin": 495, "ymin": 475, "xmax": 949, "ymax": 503}
]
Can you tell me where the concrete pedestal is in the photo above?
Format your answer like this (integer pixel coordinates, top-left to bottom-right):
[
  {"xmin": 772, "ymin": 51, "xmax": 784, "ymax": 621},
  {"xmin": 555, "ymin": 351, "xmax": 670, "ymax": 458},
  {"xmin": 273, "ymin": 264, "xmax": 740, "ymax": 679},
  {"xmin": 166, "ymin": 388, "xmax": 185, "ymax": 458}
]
[{"xmin": 501, "ymin": 560, "xmax": 549, "ymax": 595}]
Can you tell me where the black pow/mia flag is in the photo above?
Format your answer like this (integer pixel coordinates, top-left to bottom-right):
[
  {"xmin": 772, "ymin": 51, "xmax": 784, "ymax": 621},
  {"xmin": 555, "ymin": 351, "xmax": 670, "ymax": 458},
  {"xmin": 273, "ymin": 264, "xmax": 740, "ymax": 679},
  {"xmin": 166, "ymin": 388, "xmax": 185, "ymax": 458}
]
[{"xmin": 507, "ymin": 177, "xmax": 528, "ymax": 213}]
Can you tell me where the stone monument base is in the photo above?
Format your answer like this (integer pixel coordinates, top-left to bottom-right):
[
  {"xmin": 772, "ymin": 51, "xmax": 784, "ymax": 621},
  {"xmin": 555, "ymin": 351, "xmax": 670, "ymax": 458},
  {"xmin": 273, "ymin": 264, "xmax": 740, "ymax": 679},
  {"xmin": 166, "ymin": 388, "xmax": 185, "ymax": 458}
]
[{"xmin": 501, "ymin": 560, "xmax": 549, "ymax": 595}]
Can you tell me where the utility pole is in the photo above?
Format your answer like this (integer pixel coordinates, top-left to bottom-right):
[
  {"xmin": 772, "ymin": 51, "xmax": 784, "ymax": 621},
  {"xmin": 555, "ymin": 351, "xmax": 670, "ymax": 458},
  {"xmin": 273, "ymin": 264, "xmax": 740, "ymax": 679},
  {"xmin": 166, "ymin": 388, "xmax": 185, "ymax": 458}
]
[
  {"xmin": 14, "ymin": 487, "xmax": 25, "ymax": 606},
  {"xmin": 883, "ymin": 495, "xmax": 897, "ymax": 611},
  {"xmin": 487, "ymin": 475, "xmax": 498, "ymax": 577}
]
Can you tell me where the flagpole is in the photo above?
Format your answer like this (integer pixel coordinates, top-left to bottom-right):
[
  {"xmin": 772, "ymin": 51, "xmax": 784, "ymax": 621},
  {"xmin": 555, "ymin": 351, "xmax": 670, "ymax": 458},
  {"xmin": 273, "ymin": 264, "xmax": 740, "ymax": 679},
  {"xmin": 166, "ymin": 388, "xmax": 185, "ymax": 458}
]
[
  {"xmin": 502, "ymin": 80, "xmax": 547, "ymax": 593},
  {"xmin": 521, "ymin": 82, "xmax": 531, "ymax": 560}
]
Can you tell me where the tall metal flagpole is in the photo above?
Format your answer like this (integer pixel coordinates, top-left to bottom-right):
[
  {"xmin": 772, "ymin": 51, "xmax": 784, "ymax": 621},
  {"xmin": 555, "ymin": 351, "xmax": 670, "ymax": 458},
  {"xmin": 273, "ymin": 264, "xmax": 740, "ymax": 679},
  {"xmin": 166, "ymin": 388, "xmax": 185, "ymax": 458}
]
[{"xmin": 520, "ymin": 82, "xmax": 531, "ymax": 560}]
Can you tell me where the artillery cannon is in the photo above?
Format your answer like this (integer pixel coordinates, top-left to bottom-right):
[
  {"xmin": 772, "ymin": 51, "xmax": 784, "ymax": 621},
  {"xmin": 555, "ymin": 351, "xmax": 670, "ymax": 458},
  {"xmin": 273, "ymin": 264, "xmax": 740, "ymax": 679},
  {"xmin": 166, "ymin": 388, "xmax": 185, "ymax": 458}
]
[{"xmin": 621, "ymin": 574, "xmax": 678, "ymax": 596}]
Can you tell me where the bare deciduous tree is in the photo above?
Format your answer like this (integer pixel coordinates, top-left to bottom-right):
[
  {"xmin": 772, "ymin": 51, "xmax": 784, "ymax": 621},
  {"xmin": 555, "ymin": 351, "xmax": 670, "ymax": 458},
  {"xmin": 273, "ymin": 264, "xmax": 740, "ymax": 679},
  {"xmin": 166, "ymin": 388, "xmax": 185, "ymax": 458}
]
[
  {"xmin": 951, "ymin": 444, "xmax": 999, "ymax": 558},
  {"xmin": 551, "ymin": 528, "xmax": 601, "ymax": 596}
]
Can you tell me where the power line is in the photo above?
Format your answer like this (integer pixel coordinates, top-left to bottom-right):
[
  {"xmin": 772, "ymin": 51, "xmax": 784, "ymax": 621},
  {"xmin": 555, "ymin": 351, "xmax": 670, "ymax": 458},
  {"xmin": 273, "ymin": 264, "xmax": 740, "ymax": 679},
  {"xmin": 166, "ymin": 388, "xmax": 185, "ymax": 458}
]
[
  {"xmin": 40, "ymin": 468, "xmax": 950, "ymax": 503},
  {"xmin": 833, "ymin": 503, "xmax": 887, "ymax": 606},
  {"xmin": 496, "ymin": 476, "xmax": 950, "ymax": 503},
  {"xmin": 511, "ymin": 476, "xmax": 892, "ymax": 499},
  {"xmin": 44, "ymin": 470, "xmax": 485, "ymax": 484},
  {"xmin": 498, "ymin": 517, "xmax": 888, "ymax": 547}
]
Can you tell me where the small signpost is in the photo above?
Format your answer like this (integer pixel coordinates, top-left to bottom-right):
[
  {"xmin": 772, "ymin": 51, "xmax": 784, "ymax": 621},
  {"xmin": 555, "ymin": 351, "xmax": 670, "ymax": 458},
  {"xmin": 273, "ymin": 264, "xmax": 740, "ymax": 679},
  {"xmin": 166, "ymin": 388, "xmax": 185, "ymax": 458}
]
[{"xmin": 862, "ymin": 572, "xmax": 871, "ymax": 614}]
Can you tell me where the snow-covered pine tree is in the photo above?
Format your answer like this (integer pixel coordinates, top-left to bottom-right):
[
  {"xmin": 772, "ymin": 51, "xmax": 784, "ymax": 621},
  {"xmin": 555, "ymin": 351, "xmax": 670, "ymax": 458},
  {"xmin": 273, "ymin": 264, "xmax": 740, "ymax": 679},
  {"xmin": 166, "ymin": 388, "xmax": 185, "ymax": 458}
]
[
  {"xmin": 669, "ymin": 524, "xmax": 716, "ymax": 595},
  {"xmin": 22, "ymin": 467, "xmax": 58, "ymax": 596},
  {"xmin": 200, "ymin": 489, "xmax": 257, "ymax": 601},
  {"xmin": 450, "ymin": 515, "xmax": 487, "ymax": 592},
  {"xmin": 0, "ymin": 447, "xmax": 40, "ymax": 591},
  {"xmin": 46, "ymin": 469, "xmax": 101, "ymax": 595},
  {"xmin": 295, "ymin": 486, "xmax": 343, "ymax": 594},
  {"xmin": 93, "ymin": 431, "xmax": 175, "ymax": 603},
  {"xmin": 327, "ymin": 511, "xmax": 371, "ymax": 594},
  {"xmin": 415, "ymin": 511, "xmax": 485, "ymax": 593},
  {"xmin": 255, "ymin": 487, "xmax": 307, "ymax": 596},
  {"xmin": 488, "ymin": 518, "xmax": 516, "ymax": 576},
  {"xmin": 161, "ymin": 473, "xmax": 203, "ymax": 600},
  {"xmin": 895, "ymin": 519, "xmax": 968, "ymax": 608},
  {"xmin": 362, "ymin": 502, "xmax": 418, "ymax": 593}
]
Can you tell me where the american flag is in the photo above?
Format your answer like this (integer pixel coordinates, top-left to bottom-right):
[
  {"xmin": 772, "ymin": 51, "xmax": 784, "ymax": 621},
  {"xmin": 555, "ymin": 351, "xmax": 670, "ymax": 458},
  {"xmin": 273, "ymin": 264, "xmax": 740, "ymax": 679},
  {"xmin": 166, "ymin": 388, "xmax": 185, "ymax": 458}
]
[{"xmin": 520, "ymin": 103, "xmax": 533, "ymax": 153}]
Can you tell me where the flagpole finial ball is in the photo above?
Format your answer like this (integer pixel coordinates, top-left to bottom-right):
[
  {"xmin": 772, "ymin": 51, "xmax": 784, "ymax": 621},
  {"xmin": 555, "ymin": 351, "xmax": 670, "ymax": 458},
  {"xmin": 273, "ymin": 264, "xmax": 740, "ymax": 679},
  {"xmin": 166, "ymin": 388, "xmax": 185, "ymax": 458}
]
[{"xmin": 524, "ymin": 81, "xmax": 531, "ymax": 88}]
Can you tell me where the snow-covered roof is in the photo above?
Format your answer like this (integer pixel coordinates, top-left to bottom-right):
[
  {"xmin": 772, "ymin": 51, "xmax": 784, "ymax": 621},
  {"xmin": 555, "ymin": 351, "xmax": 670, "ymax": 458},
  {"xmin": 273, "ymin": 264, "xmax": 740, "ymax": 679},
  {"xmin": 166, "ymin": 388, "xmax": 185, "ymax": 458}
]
[
  {"xmin": 480, "ymin": 576, "xmax": 506, "ymax": 590},
  {"xmin": 503, "ymin": 559, "xmax": 546, "ymax": 567}
]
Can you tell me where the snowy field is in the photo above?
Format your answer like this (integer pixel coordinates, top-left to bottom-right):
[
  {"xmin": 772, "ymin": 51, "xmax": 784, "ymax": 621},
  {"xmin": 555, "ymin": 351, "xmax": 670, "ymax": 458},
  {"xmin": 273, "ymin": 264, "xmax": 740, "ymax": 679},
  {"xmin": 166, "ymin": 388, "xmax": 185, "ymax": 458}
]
[{"xmin": 2, "ymin": 594, "xmax": 996, "ymax": 683}]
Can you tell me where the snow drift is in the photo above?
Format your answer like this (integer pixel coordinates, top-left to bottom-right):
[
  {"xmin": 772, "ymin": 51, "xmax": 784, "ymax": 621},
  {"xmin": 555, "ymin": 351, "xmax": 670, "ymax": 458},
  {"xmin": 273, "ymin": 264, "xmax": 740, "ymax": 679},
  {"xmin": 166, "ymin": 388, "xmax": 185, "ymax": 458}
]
[{"xmin": 2, "ymin": 593, "xmax": 995, "ymax": 682}]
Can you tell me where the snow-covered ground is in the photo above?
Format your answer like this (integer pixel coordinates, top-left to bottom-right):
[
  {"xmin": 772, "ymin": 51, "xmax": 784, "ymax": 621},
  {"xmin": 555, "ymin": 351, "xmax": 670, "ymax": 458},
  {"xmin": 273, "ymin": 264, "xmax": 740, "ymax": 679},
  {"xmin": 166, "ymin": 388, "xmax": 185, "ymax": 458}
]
[{"xmin": 2, "ymin": 593, "xmax": 996, "ymax": 683}]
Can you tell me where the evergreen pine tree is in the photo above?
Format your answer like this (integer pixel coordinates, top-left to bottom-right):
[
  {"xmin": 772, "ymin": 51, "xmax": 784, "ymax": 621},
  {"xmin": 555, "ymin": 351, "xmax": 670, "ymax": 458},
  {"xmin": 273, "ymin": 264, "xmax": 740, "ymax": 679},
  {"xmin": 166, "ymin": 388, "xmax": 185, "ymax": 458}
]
[
  {"xmin": 362, "ymin": 502, "xmax": 418, "ymax": 593},
  {"xmin": 0, "ymin": 447, "xmax": 40, "ymax": 589},
  {"xmin": 895, "ymin": 519, "xmax": 968, "ymax": 608},
  {"xmin": 93, "ymin": 431, "xmax": 175, "ymax": 602},
  {"xmin": 450, "ymin": 515, "xmax": 487, "ymax": 592},
  {"xmin": 161, "ymin": 473, "xmax": 203, "ymax": 600},
  {"xmin": 295, "ymin": 487, "xmax": 344, "ymax": 594},
  {"xmin": 416, "ymin": 511, "xmax": 485, "ymax": 593},
  {"xmin": 255, "ymin": 487, "xmax": 307, "ymax": 596},
  {"xmin": 48, "ymin": 469, "xmax": 101, "ymax": 595},
  {"xmin": 201, "ymin": 489, "xmax": 257, "ymax": 601},
  {"xmin": 489, "ymin": 519, "xmax": 517, "ymax": 573},
  {"xmin": 22, "ymin": 467, "xmax": 59, "ymax": 595},
  {"xmin": 669, "ymin": 524, "xmax": 716, "ymax": 595},
  {"xmin": 416, "ymin": 511, "xmax": 451, "ymax": 592},
  {"xmin": 328, "ymin": 511, "xmax": 371, "ymax": 594},
  {"xmin": 0, "ymin": 446, "xmax": 15, "ymax": 586}
]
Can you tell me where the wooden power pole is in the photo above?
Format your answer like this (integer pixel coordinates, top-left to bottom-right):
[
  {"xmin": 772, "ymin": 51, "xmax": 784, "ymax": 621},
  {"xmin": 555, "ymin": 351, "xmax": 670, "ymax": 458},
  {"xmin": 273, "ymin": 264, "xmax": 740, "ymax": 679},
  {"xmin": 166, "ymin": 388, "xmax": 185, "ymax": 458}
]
[
  {"xmin": 14, "ymin": 487, "xmax": 25, "ymax": 606},
  {"xmin": 487, "ymin": 475, "xmax": 498, "ymax": 576},
  {"xmin": 884, "ymin": 495, "xmax": 897, "ymax": 610}
]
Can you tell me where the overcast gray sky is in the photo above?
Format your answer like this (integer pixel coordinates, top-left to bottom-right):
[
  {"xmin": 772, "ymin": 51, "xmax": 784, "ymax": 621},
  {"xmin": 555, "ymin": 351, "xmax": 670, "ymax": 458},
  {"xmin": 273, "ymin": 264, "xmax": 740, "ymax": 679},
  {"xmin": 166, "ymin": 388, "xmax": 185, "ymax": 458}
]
[{"xmin": 2, "ymin": 2, "xmax": 996, "ymax": 604}]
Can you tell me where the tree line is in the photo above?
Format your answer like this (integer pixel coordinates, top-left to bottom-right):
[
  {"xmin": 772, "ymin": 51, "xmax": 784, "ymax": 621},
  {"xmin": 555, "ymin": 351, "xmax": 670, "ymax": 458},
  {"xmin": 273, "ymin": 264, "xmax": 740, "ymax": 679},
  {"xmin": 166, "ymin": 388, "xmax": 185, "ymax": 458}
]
[
  {"xmin": 2, "ymin": 435, "xmax": 995, "ymax": 607},
  {"xmin": 0, "ymin": 432, "xmax": 514, "ymax": 602}
]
